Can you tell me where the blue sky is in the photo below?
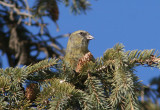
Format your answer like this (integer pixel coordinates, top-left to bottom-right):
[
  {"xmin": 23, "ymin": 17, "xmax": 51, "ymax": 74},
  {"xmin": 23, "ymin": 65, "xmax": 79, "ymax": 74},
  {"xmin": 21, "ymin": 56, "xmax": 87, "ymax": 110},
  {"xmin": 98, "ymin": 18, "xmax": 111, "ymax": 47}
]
[{"xmin": 2, "ymin": 0, "xmax": 160, "ymax": 85}]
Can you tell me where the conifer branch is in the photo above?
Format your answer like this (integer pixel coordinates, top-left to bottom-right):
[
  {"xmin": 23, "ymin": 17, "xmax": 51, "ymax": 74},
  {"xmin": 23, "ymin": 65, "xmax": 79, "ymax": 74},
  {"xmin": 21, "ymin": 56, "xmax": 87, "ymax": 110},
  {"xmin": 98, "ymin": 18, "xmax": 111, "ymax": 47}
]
[
  {"xmin": 0, "ymin": 43, "xmax": 159, "ymax": 109},
  {"xmin": 88, "ymin": 73, "xmax": 100, "ymax": 103},
  {"xmin": 96, "ymin": 49, "xmax": 160, "ymax": 73},
  {"xmin": 85, "ymin": 73, "xmax": 108, "ymax": 109},
  {"xmin": 101, "ymin": 44, "xmax": 139, "ymax": 109},
  {"xmin": 26, "ymin": 58, "xmax": 58, "ymax": 75}
]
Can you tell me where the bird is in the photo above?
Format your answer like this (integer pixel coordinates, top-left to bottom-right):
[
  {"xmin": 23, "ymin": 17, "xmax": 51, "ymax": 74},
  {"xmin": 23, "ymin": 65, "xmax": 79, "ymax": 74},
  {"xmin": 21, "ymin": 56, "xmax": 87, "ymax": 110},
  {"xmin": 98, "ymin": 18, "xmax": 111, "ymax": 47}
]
[{"xmin": 64, "ymin": 30, "xmax": 94, "ymax": 72}]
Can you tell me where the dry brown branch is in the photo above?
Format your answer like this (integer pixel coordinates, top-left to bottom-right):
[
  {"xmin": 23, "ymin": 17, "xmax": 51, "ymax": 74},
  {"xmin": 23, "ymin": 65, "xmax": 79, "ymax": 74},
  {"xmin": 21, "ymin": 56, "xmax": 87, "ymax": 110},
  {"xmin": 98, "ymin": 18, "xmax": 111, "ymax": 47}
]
[
  {"xmin": 54, "ymin": 33, "xmax": 70, "ymax": 39},
  {"xmin": 24, "ymin": 0, "xmax": 31, "ymax": 25},
  {"xmin": 0, "ymin": 1, "xmax": 32, "ymax": 17}
]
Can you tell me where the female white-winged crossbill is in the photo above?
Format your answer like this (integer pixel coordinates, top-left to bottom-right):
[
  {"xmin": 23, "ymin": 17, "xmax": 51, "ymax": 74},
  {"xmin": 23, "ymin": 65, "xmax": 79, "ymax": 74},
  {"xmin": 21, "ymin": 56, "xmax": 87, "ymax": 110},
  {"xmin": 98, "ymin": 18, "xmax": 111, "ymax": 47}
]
[{"xmin": 64, "ymin": 30, "xmax": 94, "ymax": 71}]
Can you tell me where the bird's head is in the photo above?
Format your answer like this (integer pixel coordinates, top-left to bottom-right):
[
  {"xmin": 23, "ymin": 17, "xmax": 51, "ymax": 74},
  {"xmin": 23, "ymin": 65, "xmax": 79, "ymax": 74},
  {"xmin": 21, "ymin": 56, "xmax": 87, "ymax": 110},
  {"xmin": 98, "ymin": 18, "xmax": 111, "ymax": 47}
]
[
  {"xmin": 65, "ymin": 30, "xmax": 94, "ymax": 69},
  {"xmin": 67, "ymin": 30, "xmax": 94, "ymax": 51}
]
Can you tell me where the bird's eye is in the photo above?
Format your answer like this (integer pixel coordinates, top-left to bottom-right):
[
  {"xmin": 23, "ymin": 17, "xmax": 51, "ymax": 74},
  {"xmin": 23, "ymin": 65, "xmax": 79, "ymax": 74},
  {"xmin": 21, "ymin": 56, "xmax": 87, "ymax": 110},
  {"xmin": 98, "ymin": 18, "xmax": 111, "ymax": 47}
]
[
  {"xmin": 79, "ymin": 32, "xmax": 83, "ymax": 35},
  {"xmin": 79, "ymin": 32, "xmax": 85, "ymax": 36}
]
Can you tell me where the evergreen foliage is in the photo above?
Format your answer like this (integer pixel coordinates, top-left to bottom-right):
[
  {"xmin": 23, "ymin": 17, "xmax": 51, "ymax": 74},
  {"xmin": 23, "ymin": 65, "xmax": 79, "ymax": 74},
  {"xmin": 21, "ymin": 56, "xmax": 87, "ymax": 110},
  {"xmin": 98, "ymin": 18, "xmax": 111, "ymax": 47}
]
[
  {"xmin": 0, "ymin": 0, "xmax": 160, "ymax": 109},
  {"xmin": 0, "ymin": 43, "xmax": 159, "ymax": 109}
]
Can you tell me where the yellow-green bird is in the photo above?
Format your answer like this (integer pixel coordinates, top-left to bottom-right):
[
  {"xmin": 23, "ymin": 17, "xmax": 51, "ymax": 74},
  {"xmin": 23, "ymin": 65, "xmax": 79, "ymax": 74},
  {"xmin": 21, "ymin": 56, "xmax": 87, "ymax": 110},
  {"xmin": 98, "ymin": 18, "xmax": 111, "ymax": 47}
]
[{"xmin": 64, "ymin": 30, "xmax": 94, "ymax": 71}]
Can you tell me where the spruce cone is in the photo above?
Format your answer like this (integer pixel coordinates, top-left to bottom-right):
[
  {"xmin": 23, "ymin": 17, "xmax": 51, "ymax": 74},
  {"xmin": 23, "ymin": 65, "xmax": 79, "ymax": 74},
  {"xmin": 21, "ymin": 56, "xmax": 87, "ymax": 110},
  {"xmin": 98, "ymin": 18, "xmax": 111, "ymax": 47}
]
[
  {"xmin": 25, "ymin": 83, "xmax": 40, "ymax": 101},
  {"xmin": 76, "ymin": 52, "xmax": 94, "ymax": 72},
  {"xmin": 47, "ymin": 0, "xmax": 59, "ymax": 31},
  {"xmin": 47, "ymin": 0, "xmax": 59, "ymax": 22}
]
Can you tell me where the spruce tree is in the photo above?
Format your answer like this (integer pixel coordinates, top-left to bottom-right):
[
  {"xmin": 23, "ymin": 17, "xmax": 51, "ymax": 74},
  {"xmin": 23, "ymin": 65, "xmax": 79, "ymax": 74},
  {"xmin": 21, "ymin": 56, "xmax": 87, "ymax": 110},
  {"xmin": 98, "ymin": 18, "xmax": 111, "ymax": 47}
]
[
  {"xmin": 0, "ymin": 43, "xmax": 160, "ymax": 109},
  {"xmin": 0, "ymin": 0, "xmax": 160, "ymax": 110}
]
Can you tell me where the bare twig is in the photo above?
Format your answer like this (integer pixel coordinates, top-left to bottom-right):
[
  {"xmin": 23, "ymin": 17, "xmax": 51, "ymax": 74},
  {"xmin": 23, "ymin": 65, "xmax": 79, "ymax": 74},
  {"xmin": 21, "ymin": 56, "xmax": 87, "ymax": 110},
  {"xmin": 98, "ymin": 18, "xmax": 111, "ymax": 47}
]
[
  {"xmin": 54, "ymin": 33, "xmax": 70, "ymax": 39},
  {"xmin": 24, "ymin": 0, "xmax": 31, "ymax": 25},
  {"xmin": 0, "ymin": 1, "xmax": 32, "ymax": 17},
  {"xmin": 24, "ymin": 22, "xmax": 47, "ymax": 26},
  {"xmin": 50, "ymin": 43, "xmax": 65, "ymax": 55}
]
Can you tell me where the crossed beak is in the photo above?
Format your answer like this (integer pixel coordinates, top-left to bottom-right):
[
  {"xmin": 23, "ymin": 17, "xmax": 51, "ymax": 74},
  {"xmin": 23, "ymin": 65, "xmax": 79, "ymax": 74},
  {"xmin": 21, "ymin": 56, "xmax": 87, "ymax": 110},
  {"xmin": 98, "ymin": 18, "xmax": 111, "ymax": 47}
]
[{"xmin": 87, "ymin": 35, "xmax": 94, "ymax": 40}]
